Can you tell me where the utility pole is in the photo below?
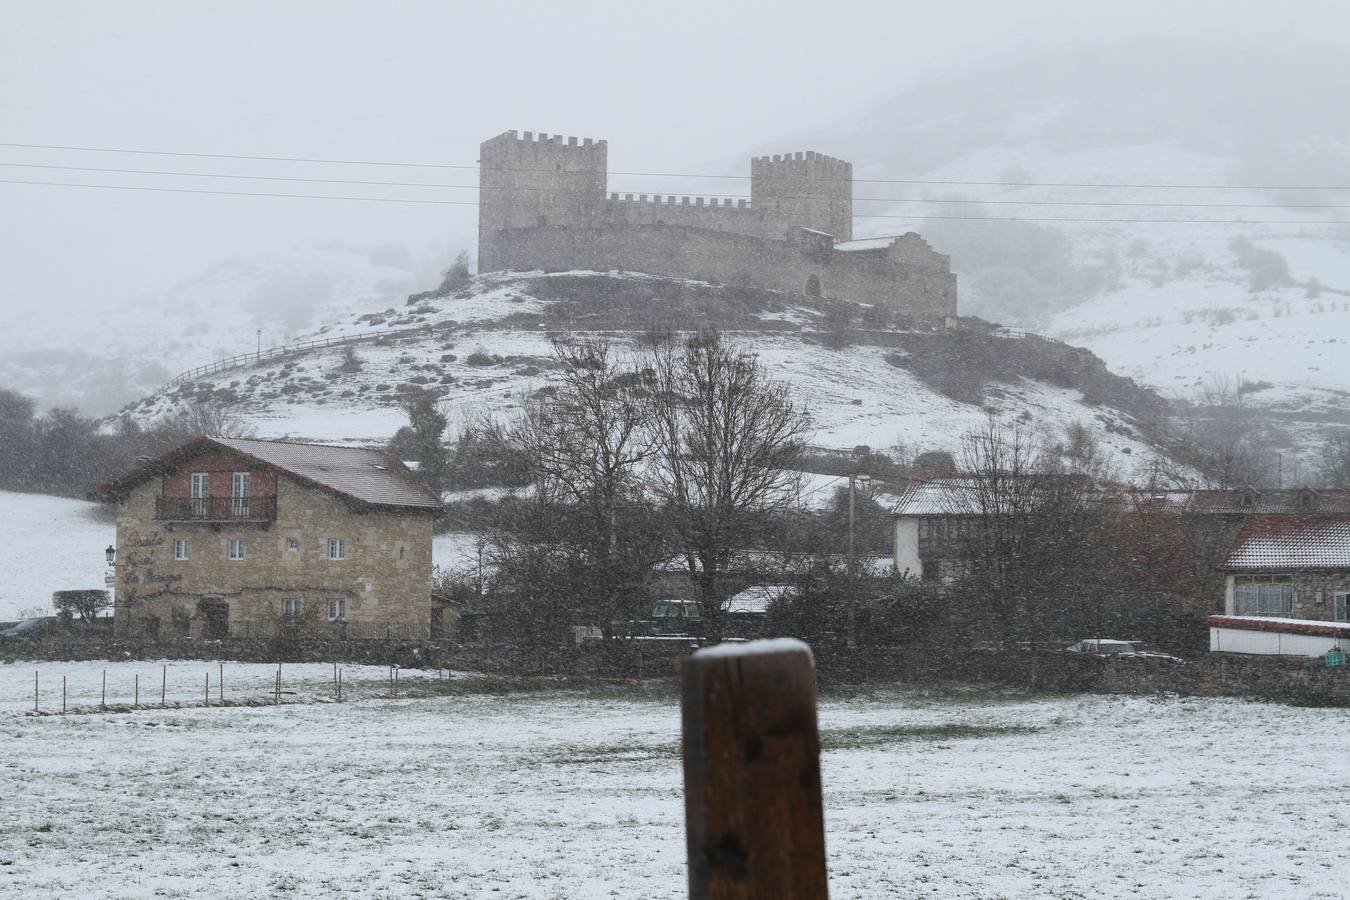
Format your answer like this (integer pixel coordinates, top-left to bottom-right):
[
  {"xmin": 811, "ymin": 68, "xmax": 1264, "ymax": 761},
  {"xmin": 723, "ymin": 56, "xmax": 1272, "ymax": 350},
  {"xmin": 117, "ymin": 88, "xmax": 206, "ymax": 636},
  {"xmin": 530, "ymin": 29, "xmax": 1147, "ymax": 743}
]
[{"xmin": 847, "ymin": 472, "xmax": 870, "ymax": 649}]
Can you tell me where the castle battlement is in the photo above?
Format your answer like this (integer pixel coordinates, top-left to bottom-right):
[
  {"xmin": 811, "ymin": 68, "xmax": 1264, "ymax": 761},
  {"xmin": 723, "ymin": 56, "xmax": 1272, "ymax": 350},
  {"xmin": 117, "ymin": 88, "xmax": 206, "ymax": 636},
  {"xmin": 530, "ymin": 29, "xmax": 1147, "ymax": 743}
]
[
  {"xmin": 475, "ymin": 129, "xmax": 956, "ymax": 319},
  {"xmin": 607, "ymin": 193, "xmax": 751, "ymax": 210}
]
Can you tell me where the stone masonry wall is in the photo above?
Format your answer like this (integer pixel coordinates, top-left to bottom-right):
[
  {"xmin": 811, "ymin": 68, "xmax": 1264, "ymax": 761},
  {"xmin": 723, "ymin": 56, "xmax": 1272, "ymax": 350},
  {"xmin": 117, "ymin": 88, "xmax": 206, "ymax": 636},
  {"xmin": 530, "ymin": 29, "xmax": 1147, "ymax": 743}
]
[
  {"xmin": 115, "ymin": 475, "xmax": 435, "ymax": 640},
  {"xmin": 488, "ymin": 223, "xmax": 957, "ymax": 318}
]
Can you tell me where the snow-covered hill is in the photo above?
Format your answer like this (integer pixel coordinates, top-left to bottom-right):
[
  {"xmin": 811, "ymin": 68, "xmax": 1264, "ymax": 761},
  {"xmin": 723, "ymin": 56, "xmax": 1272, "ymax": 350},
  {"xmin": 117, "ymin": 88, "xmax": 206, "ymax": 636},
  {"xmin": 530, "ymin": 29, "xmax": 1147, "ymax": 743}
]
[
  {"xmin": 0, "ymin": 242, "xmax": 451, "ymax": 415},
  {"xmin": 123, "ymin": 271, "xmax": 1189, "ymax": 482}
]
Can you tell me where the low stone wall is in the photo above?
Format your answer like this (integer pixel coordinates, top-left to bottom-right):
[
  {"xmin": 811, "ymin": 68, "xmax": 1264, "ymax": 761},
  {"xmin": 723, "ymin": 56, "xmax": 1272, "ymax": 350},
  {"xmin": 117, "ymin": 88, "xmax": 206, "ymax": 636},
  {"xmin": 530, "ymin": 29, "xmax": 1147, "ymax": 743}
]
[{"xmin": 7, "ymin": 635, "xmax": 1347, "ymax": 705}]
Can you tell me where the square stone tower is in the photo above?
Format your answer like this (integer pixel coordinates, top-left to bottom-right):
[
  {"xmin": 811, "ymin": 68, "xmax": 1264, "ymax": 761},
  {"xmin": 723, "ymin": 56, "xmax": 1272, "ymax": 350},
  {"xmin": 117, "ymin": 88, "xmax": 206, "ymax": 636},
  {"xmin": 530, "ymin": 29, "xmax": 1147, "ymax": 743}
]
[
  {"xmin": 478, "ymin": 131, "xmax": 607, "ymax": 272},
  {"xmin": 750, "ymin": 151, "xmax": 853, "ymax": 242}
]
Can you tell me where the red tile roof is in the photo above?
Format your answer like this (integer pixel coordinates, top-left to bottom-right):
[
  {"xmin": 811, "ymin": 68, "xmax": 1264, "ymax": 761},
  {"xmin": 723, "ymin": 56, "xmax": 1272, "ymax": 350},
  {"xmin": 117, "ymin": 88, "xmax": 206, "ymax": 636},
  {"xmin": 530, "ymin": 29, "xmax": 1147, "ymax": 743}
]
[
  {"xmin": 91, "ymin": 436, "xmax": 442, "ymax": 513},
  {"xmin": 1207, "ymin": 615, "xmax": 1350, "ymax": 638},
  {"xmin": 1222, "ymin": 517, "xmax": 1350, "ymax": 571}
]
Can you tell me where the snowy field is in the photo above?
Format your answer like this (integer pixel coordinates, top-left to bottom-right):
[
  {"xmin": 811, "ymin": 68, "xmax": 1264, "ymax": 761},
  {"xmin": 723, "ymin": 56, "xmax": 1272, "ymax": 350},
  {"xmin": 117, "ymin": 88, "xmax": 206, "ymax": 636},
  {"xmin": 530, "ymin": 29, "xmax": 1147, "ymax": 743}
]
[
  {"xmin": 2, "ymin": 685, "xmax": 1347, "ymax": 898},
  {"xmin": 0, "ymin": 491, "xmax": 112, "ymax": 621}
]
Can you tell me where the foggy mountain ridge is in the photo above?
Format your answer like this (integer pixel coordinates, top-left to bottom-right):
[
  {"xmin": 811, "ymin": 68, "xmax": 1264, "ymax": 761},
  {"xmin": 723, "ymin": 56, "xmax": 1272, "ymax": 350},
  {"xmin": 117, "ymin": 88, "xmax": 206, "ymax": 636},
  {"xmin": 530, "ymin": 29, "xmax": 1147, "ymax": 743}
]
[
  {"xmin": 0, "ymin": 240, "xmax": 458, "ymax": 415},
  {"xmin": 5, "ymin": 37, "xmax": 1348, "ymax": 420}
]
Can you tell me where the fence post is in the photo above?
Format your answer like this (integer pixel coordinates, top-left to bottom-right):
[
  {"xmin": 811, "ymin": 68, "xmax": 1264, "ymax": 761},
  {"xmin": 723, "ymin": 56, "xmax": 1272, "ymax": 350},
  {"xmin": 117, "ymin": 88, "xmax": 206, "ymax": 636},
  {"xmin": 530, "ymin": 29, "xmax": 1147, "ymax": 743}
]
[
  {"xmin": 134, "ymin": 673, "xmax": 139, "ymax": 707},
  {"xmin": 679, "ymin": 640, "xmax": 827, "ymax": 900},
  {"xmin": 161, "ymin": 664, "xmax": 167, "ymax": 707},
  {"xmin": 34, "ymin": 671, "xmax": 38, "ymax": 712},
  {"xmin": 62, "ymin": 674, "xmax": 67, "ymax": 714},
  {"xmin": 219, "ymin": 662, "xmax": 224, "ymax": 703},
  {"xmin": 275, "ymin": 665, "xmax": 281, "ymax": 703},
  {"xmin": 102, "ymin": 669, "xmax": 107, "ymax": 709},
  {"xmin": 205, "ymin": 672, "xmax": 209, "ymax": 707}
]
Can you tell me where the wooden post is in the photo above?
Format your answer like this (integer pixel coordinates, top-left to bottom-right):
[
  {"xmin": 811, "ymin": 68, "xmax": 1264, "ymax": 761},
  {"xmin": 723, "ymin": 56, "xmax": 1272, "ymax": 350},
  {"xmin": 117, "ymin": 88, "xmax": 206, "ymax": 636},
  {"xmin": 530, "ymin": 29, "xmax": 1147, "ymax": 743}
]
[
  {"xmin": 275, "ymin": 665, "xmax": 281, "ymax": 703},
  {"xmin": 205, "ymin": 672, "xmax": 209, "ymax": 707},
  {"xmin": 394, "ymin": 666, "xmax": 399, "ymax": 698},
  {"xmin": 218, "ymin": 662, "xmax": 223, "ymax": 703},
  {"xmin": 34, "ymin": 671, "xmax": 38, "ymax": 712},
  {"xmin": 102, "ymin": 669, "xmax": 107, "ymax": 709},
  {"xmin": 337, "ymin": 668, "xmax": 342, "ymax": 702},
  {"xmin": 680, "ymin": 639, "xmax": 828, "ymax": 900},
  {"xmin": 134, "ymin": 673, "xmax": 139, "ymax": 707},
  {"xmin": 161, "ymin": 664, "xmax": 167, "ymax": 707},
  {"xmin": 62, "ymin": 675, "xmax": 67, "ymax": 714}
]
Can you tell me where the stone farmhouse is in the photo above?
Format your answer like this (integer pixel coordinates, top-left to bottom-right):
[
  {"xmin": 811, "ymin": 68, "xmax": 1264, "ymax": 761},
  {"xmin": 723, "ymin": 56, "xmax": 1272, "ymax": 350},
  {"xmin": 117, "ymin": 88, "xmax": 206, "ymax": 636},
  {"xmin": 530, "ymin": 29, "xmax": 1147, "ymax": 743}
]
[
  {"xmin": 477, "ymin": 130, "xmax": 958, "ymax": 319},
  {"xmin": 91, "ymin": 437, "xmax": 443, "ymax": 641}
]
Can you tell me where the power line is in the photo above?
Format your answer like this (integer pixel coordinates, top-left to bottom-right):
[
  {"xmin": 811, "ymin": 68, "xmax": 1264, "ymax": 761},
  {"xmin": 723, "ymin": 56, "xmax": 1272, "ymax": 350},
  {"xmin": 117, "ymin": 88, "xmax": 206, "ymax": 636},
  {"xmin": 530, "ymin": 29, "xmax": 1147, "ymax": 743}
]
[
  {"xmin": 3, "ymin": 140, "xmax": 1350, "ymax": 191},
  {"xmin": 4, "ymin": 162, "xmax": 1350, "ymax": 209},
  {"xmin": 5, "ymin": 178, "xmax": 1349, "ymax": 225},
  {"xmin": 0, "ymin": 178, "xmax": 476, "ymax": 206}
]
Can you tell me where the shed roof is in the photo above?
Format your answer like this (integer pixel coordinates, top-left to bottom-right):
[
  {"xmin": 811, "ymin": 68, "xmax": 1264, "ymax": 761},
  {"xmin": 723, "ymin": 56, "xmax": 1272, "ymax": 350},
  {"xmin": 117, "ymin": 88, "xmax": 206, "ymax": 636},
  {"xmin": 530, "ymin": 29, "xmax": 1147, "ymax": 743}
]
[
  {"xmin": 1222, "ymin": 517, "xmax": 1350, "ymax": 571},
  {"xmin": 92, "ymin": 436, "xmax": 442, "ymax": 513}
]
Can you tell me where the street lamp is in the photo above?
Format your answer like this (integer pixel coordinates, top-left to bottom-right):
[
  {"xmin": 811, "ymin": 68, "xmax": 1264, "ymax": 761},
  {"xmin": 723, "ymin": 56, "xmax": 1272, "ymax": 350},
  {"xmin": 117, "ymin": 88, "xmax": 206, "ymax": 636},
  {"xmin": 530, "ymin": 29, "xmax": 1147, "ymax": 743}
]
[
  {"xmin": 846, "ymin": 473, "xmax": 871, "ymax": 649},
  {"xmin": 105, "ymin": 545, "xmax": 116, "ymax": 565}
]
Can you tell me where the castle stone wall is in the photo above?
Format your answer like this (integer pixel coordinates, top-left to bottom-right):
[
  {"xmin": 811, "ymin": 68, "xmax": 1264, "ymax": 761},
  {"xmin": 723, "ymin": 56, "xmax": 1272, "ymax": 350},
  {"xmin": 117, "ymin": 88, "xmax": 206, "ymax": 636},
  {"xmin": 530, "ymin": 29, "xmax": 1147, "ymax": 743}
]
[{"xmin": 489, "ymin": 224, "xmax": 957, "ymax": 318}]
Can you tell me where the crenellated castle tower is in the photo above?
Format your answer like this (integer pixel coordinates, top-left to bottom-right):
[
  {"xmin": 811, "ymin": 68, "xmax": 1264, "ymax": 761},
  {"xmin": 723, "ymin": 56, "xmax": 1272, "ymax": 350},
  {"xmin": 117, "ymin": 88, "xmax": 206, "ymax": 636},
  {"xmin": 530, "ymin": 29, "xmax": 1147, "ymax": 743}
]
[{"xmin": 475, "ymin": 130, "xmax": 955, "ymax": 319}]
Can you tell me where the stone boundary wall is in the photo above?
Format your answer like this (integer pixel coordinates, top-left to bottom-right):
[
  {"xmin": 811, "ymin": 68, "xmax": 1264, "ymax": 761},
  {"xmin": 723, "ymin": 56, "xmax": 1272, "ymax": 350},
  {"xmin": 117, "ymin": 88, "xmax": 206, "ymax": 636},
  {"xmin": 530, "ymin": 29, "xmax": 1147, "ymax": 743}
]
[{"xmin": 8, "ymin": 633, "xmax": 1348, "ymax": 705}]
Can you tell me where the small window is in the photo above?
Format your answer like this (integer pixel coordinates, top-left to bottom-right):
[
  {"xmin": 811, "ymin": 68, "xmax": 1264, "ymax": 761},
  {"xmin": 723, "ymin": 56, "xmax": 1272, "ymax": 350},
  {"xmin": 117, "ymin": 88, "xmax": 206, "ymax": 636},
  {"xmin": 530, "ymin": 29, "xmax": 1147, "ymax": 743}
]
[
  {"xmin": 173, "ymin": 539, "xmax": 190, "ymax": 561},
  {"xmin": 1336, "ymin": 592, "xmax": 1349, "ymax": 622},
  {"xmin": 399, "ymin": 545, "xmax": 405, "ymax": 560},
  {"xmin": 228, "ymin": 539, "xmax": 245, "ymax": 561},
  {"xmin": 282, "ymin": 598, "xmax": 300, "ymax": 616},
  {"xmin": 286, "ymin": 537, "xmax": 299, "ymax": 552},
  {"xmin": 327, "ymin": 538, "xmax": 346, "ymax": 560},
  {"xmin": 327, "ymin": 598, "xmax": 346, "ymax": 621}
]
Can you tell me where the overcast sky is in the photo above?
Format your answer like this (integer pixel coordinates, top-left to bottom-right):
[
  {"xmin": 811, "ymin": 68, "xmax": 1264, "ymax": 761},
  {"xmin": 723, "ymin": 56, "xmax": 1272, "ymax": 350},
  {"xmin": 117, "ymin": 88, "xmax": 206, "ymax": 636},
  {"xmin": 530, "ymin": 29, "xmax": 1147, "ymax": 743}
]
[{"xmin": 1, "ymin": 0, "xmax": 1344, "ymax": 316}]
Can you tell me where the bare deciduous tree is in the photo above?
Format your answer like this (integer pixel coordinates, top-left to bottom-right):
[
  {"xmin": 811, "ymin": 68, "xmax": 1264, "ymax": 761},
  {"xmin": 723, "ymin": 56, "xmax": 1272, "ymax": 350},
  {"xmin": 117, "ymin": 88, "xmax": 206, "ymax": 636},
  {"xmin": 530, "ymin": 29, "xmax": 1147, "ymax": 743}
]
[
  {"xmin": 485, "ymin": 336, "xmax": 668, "ymax": 638},
  {"xmin": 645, "ymin": 330, "xmax": 810, "ymax": 637}
]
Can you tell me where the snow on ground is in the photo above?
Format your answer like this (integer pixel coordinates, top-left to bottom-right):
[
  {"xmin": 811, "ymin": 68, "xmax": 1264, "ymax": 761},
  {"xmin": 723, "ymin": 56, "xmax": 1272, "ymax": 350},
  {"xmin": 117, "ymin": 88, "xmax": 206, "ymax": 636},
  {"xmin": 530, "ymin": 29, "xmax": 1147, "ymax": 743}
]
[
  {"xmin": 0, "ymin": 491, "xmax": 112, "ymax": 621},
  {"xmin": 432, "ymin": 531, "xmax": 485, "ymax": 573},
  {"xmin": 1, "ymin": 686, "xmax": 1346, "ymax": 898}
]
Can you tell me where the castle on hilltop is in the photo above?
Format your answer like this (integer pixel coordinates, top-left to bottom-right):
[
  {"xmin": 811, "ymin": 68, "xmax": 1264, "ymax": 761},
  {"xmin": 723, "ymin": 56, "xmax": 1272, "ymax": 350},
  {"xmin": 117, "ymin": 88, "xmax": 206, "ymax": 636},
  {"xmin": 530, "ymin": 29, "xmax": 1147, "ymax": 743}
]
[{"xmin": 477, "ymin": 130, "xmax": 957, "ymax": 318}]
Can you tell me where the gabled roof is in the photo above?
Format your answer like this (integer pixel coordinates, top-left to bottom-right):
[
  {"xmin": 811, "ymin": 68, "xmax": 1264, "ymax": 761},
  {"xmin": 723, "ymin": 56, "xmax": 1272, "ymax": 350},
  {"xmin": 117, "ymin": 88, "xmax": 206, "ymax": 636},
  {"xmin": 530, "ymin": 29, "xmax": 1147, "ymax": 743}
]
[
  {"xmin": 1222, "ymin": 517, "xmax": 1350, "ymax": 571},
  {"xmin": 91, "ymin": 436, "xmax": 442, "ymax": 513}
]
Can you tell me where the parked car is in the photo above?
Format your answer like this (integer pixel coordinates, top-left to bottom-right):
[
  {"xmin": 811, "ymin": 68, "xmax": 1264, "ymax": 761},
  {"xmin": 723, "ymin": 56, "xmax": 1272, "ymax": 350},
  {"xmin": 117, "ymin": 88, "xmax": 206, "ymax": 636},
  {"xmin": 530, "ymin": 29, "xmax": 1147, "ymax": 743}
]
[
  {"xmin": 1066, "ymin": 639, "xmax": 1184, "ymax": 664},
  {"xmin": 625, "ymin": 599, "xmax": 702, "ymax": 637}
]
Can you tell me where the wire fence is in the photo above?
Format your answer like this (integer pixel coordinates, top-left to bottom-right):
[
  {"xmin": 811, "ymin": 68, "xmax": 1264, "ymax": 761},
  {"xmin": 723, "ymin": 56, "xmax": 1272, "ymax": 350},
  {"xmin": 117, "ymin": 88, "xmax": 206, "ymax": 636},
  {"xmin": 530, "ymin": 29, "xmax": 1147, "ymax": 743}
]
[
  {"xmin": 11, "ymin": 661, "xmax": 463, "ymax": 717},
  {"xmin": 161, "ymin": 325, "xmax": 437, "ymax": 389}
]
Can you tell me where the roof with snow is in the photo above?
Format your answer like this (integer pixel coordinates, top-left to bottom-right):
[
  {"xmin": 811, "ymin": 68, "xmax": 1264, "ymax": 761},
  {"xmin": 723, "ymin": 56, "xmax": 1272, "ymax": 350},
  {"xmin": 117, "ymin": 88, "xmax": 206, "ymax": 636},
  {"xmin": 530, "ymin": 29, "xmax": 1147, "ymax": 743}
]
[
  {"xmin": 1223, "ymin": 517, "xmax": 1350, "ymax": 571},
  {"xmin": 1206, "ymin": 615, "xmax": 1350, "ymax": 638},
  {"xmin": 894, "ymin": 479, "xmax": 1350, "ymax": 519},
  {"xmin": 92, "ymin": 436, "xmax": 442, "ymax": 513},
  {"xmin": 892, "ymin": 475, "xmax": 1093, "ymax": 516},
  {"xmin": 833, "ymin": 236, "xmax": 897, "ymax": 252},
  {"xmin": 722, "ymin": 584, "xmax": 796, "ymax": 615}
]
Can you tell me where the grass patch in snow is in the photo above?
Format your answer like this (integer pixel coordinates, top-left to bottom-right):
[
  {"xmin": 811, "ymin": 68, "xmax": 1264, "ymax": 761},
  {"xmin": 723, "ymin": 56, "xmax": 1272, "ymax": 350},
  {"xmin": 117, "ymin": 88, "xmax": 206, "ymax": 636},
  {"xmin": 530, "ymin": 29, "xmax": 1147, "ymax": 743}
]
[
  {"xmin": 541, "ymin": 720, "xmax": 1040, "ymax": 766},
  {"xmin": 820, "ymin": 721, "xmax": 1041, "ymax": 751}
]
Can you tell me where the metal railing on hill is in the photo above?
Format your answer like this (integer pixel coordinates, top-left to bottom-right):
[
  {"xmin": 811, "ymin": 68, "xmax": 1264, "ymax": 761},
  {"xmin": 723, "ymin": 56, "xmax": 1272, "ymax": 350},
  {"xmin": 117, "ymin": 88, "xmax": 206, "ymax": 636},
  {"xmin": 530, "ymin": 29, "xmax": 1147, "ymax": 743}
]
[{"xmin": 162, "ymin": 325, "xmax": 438, "ymax": 390}]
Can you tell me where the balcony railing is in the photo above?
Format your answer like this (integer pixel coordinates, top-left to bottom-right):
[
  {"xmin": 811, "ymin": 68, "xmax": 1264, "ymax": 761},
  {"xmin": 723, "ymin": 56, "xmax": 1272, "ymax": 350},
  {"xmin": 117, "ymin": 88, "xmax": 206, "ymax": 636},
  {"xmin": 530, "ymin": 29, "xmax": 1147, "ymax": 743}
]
[{"xmin": 155, "ymin": 495, "xmax": 277, "ymax": 522}]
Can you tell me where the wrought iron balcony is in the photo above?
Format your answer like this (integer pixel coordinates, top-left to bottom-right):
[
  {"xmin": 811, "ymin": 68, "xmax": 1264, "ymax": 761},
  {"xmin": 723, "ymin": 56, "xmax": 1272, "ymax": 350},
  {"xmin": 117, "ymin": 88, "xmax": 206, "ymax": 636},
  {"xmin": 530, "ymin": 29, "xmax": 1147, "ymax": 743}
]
[{"xmin": 155, "ymin": 495, "xmax": 277, "ymax": 522}]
